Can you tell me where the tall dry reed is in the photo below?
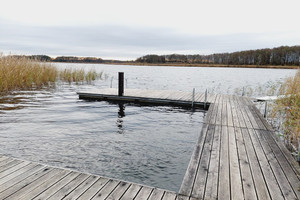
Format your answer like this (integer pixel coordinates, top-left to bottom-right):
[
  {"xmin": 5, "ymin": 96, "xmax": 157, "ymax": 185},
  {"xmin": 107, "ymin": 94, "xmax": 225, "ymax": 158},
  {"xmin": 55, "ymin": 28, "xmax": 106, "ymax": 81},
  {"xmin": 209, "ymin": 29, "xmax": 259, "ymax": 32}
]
[
  {"xmin": 271, "ymin": 69, "xmax": 300, "ymax": 156},
  {"xmin": 0, "ymin": 55, "xmax": 104, "ymax": 94},
  {"xmin": 0, "ymin": 55, "xmax": 57, "ymax": 94},
  {"xmin": 58, "ymin": 68, "xmax": 103, "ymax": 84}
]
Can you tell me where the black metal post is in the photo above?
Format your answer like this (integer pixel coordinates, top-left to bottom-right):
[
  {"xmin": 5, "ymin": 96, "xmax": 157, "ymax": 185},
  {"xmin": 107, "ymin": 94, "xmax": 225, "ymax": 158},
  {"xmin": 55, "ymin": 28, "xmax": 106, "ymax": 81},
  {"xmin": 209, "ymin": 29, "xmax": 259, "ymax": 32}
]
[{"xmin": 118, "ymin": 72, "xmax": 124, "ymax": 96}]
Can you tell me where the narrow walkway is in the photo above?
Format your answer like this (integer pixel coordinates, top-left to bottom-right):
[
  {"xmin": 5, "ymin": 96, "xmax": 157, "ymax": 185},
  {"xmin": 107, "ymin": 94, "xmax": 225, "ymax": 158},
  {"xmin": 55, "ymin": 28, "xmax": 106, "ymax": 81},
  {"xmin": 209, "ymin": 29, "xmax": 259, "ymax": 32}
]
[
  {"xmin": 0, "ymin": 89, "xmax": 298, "ymax": 199},
  {"xmin": 179, "ymin": 92, "xmax": 300, "ymax": 200}
]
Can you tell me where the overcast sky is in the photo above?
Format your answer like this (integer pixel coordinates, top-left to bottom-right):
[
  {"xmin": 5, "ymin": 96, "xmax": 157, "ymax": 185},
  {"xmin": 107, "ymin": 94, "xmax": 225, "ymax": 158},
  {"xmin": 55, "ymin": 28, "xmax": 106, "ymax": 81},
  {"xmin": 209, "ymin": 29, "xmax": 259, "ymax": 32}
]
[{"xmin": 0, "ymin": 0, "xmax": 299, "ymax": 60}]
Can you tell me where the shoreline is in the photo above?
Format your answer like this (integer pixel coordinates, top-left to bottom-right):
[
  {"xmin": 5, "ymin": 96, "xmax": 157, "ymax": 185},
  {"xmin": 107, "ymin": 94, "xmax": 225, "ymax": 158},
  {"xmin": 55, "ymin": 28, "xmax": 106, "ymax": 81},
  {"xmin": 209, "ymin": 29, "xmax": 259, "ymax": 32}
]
[
  {"xmin": 106, "ymin": 62, "xmax": 300, "ymax": 69},
  {"xmin": 49, "ymin": 60, "xmax": 300, "ymax": 69}
]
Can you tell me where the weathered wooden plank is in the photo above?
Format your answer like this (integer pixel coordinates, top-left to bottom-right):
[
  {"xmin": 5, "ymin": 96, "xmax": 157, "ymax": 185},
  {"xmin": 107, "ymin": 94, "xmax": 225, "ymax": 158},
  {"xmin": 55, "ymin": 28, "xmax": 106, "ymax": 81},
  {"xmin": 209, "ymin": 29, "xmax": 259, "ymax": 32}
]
[
  {"xmin": 148, "ymin": 188, "xmax": 165, "ymax": 200},
  {"xmin": 179, "ymin": 123, "xmax": 209, "ymax": 196},
  {"xmin": 209, "ymin": 102, "xmax": 219, "ymax": 124},
  {"xmin": 181, "ymin": 93, "xmax": 193, "ymax": 102},
  {"xmin": 175, "ymin": 194, "xmax": 190, "ymax": 200},
  {"xmin": 92, "ymin": 179, "xmax": 120, "ymax": 200},
  {"xmin": 19, "ymin": 170, "xmax": 71, "ymax": 200},
  {"xmin": 63, "ymin": 175, "xmax": 99, "ymax": 200},
  {"xmin": 176, "ymin": 91, "xmax": 191, "ymax": 101},
  {"xmin": 219, "ymin": 94, "xmax": 224, "ymax": 103},
  {"xmin": 159, "ymin": 91, "xmax": 175, "ymax": 99},
  {"xmin": 215, "ymin": 101, "xmax": 223, "ymax": 126},
  {"xmin": 2, "ymin": 168, "xmax": 62, "ymax": 200},
  {"xmin": 241, "ymin": 128, "xmax": 270, "ymax": 200},
  {"xmin": 0, "ymin": 167, "xmax": 54, "ymax": 199},
  {"xmin": 134, "ymin": 186, "xmax": 153, "ymax": 200},
  {"xmin": 234, "ymin": 127, "xmax": 257, "ymax": 200},
  {"xmin": 34, "ymin": 171, "xmax": 81, "ymax": 200},
  {"xmin": 260, "ymin": 130, "xmax": 300, "ymax": 199},
  {"xmin": 247, "ymin": 105, "xmax": 266, "ymax": 130},
  {"xmin": 244, "ymin": 96, "xmax": 253, "ymax": 106},
  {"xmin": 0, "ymin": 156, "xmax": 9, "ymax": 163},
  {"xmin": 204, "ymin": 103, "xmax": 214, "ymax": 124},
  {"xmin": 244, "ymin": 106, "xmax": 260, "ymax": 129},
  {"xmin": 191, "ymin": 124, "xmax": 215, "ymax": 199},
  {"xmin": 156, "ymin": 90, "xmax": 173, "ymax": 99},
  {"xmin": 204, "ymin": 125, "xmax": 221, "ymax": 200},
  {"xmin": 0, "ymin": 165, "xmax": 45, "ymax": 192},
  {"xmin": 228, "ymin": 126, "xmax": 244, "ymax": 200},
  {"xmin": 247, "ymin": 128, "xmax": 284, "ymax": 199},
  {"xmin": 239, "ymin": 104, "xmax": 253, "ymax": 129},
  {"xmin": 206, "ymin": 93, "xmax": 215, "ymax": 103},
  {"xmin": 250, "ymin": 105, "xmax": 273, "ymax": 131},
  {"xmin": 0, "ymin": 157, "xmax": 14, "ymax": 166},
  {"xmin": 221, "ymin": 102, "xmax": 228, "ymax": 126},
  {"xmin": 255, "ymin": 129, "xmax": 298, "ymax": 200},
  {"xmin": 0, "ymin": 159, "xmax": 22, "ymax": 172},
  {"xmin": 232, "ymin": 95, "xmax": 246, "ymax": 128},
  {"xmin": 0, "ymin": 160, "xmax": 30, "ymax": 179},
  {"xmin": 106, "ymin": 181, "xmax": 131, "ymax": 200},
  {"xmin": 76, "ymin": 177, "xmax": 110, "ymax": 200},
  {"xmin": 47, "ymin": 173, "xmax": 89, "ymax": 200},
  {"xmin": 215, "ymin": 94, "xmax": 222, "ymax": 104},
  {"xmin": 237, "ymin": 98, "xmax": 257, "ymax": 130},
  {"xmin": 230, "ymin": 95, "xmax": 240, "ymax": 127},
  {"xmin": 165, "ymin": 91, "xmax": 183, "ymax": 101},
  {"xmin": 251, "ymin": 104, "xmax": 300, "ymax": 174},
  {"xmin": 218, "ymin": 126, "xmax": 230, "ymax": 200},
  {"xmin": 0, "ymin": 162, "xmax": 39, "ymax": 185},
  {"xmin": 195, "ymin": 92, "xmax": 205, "ymax": 102},
  {"xmin": 227, "ymin": 98, "xmax": 234, "ymax": 127},
  {"xmin": 119, "ymin": 184, "xmax": 142, "ymax": 200},
  {"xmin": 162, "ymin": 191, "xmax": 177, "ymax": 200}
]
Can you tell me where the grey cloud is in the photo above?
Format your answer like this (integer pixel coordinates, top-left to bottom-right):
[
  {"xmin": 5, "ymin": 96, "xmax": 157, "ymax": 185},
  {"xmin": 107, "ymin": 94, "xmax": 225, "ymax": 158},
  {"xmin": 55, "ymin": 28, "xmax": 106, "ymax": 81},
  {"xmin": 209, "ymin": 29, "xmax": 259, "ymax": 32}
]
[{"xmin": 0, "ymin": 19, "xmax": 298, "ymax": 59}]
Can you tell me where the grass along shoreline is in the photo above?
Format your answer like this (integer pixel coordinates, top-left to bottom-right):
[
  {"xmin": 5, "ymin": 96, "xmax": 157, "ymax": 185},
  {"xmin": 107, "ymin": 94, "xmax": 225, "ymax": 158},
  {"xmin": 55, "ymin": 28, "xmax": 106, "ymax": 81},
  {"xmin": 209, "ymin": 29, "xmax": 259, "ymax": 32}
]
[{"xmin": 0, "ymin": 55, "xmax": 102, "ymax": 94}]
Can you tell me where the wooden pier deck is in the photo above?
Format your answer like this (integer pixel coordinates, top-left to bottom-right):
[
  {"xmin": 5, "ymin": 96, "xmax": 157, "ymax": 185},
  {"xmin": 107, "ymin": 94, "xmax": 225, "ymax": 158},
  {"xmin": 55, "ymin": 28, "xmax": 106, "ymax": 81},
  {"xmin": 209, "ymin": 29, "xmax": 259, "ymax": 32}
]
[
  {"xmin": 0, "ymin": 154, "xmax": 179, "ymax": 200},
  {"xmin": 0, "ymin": 89, "xmax": 299, "ymax": 199}
]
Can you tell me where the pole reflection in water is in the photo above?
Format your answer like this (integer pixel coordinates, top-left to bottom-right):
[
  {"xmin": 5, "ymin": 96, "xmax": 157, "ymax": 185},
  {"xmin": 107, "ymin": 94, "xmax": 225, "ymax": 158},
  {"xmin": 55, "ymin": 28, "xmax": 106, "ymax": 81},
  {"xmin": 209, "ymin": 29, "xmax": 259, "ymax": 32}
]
[{"xmin": 116, "ymin": 103, "xmax": 125, "ymax": 134}]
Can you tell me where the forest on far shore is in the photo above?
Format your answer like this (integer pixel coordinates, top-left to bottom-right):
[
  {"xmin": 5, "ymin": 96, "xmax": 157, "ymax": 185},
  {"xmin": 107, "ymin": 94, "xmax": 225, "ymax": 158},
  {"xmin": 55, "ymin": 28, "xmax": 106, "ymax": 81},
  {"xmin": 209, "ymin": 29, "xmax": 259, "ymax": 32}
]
[
  {"xmin": 137, "ymin": 46, "xmax": 300, "ymax": 66},
  {"xmin": 9, "ymin": 45, "xmax": 300, "ymax": 67}
]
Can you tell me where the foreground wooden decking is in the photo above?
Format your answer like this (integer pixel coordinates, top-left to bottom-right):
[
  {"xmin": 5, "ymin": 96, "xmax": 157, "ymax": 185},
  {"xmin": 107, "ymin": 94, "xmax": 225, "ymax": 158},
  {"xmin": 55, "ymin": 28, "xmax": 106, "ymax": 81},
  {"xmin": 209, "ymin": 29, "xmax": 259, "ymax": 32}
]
[
  {"xmin": 0, "ymin": 154, "xmax": 180, "ymax": 200},
  {"xmin": 0, "ymin": 89, "xmax": 299, "ymax": 199}
]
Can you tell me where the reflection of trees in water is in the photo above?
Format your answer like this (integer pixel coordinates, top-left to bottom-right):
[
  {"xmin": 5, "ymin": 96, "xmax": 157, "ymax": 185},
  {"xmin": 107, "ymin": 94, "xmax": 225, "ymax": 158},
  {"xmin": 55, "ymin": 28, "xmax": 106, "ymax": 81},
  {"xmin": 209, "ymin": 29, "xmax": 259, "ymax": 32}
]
[{"xmin": 116, "ymin": 103, "xmax": 125, "ymax": 134}]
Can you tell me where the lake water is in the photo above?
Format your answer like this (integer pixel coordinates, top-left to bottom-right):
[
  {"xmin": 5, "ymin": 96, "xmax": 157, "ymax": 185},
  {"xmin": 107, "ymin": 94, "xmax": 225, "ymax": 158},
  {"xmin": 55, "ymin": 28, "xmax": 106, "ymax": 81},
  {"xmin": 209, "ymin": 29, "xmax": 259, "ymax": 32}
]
[{"xmin": 0, "ymin": 64, "xmax": 297, "ymax": 192}]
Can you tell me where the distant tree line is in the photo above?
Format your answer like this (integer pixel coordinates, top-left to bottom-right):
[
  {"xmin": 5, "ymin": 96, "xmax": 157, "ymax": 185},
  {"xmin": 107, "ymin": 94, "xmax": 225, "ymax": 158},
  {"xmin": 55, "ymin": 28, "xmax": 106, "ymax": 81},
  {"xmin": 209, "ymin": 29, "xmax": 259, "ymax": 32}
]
[
  {"xmin": 10, "ymin": 55, "xmax": 52, "ymax": 62},
  {"xmin": 53, "ymin": 56, "xmax": 104, "ymax": 63},
  {"xmin": 10, "ymin": 55, "xmax": 106, "ymax": 63},
  {"xmin": 136, "ymin": 54, "xmax": 166, "ymax": 63},
  {"xmin": 8, "ymin": 45, "xmax": 300, "ymax": 66},
  {"xmin": 136, "ymin": 46, "xmax": 300, "ymax": 66}
]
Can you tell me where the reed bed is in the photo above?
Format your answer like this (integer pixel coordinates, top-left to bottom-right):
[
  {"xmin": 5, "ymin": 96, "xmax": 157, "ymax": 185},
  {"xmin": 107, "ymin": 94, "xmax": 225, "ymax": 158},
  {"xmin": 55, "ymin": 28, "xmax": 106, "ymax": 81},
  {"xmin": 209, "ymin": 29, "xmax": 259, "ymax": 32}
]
[
  {"xmin": 0, "ymin": 55, "xmax": 103, "ymax": 94},
  {"xmin": 0, "ymin": 55, "xmax": 58, "ymax": 94},
  {"xmin": 59, "ymin": 68, "xmax": 103, "ymax": 84},
  {"xmin": 271, "ymin": 69, "xmax": 300, "ymax": 157}
]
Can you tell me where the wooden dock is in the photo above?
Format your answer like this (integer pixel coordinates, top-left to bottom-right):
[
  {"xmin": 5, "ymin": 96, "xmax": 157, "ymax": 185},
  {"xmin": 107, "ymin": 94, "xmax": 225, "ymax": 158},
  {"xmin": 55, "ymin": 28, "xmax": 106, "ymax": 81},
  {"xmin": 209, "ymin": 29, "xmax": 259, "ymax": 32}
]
[
  {"xmin": 78, "ymin": 88, "xmax": 210, "ymax": 108},
  {"xmin": 0, "ymin": 154, "xmax": 179, "ymax": 200},
  {"xmin": 0, "ymin": 88, "xmax": 299, "ymax": 199}
]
